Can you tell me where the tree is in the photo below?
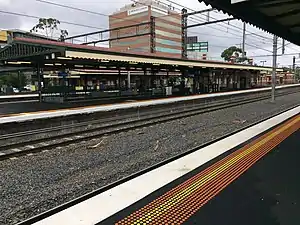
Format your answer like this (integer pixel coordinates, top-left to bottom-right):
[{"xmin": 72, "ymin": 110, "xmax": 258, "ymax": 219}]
[
  {"xmin": 30, "ymin": 18, "xmax": 68, "ymax": 40},
  {"xmin": 0, "ymin": 72, "xmax": 28, "ymax": 89},
  {"xmin": 0, "ymin": 75, "xmax": 8, "ymax": 87},
  {"xmin": 221, "ymin": 46, "xmax": 248, "ymax": 63},
  {"xmin": 295, "ymin": 67, "xmax": 300, "ymax": 81},
  {"xmin": 59, "ymin": 29, "xmax": 69, "ymax": 41}
]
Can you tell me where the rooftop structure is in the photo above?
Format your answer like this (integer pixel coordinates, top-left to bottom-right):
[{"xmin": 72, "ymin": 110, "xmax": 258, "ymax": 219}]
[
  {"xmin": 0, "ymin": 29, "xmax": 55, "ymax": 48},
  {"xmin": 199, "ymin": 0, "xmax": 300, "ymax": 46}
]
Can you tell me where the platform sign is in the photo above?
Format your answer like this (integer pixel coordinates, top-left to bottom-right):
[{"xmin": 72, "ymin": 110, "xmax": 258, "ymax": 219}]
[
  {"xmin": 231, "ymin": 0, "xmax": 248, "ymax": 4},
  {"xmin": 187, "ymin": 42, "xmax": 208, "ymax": 53},
  {"xmin": 128, "ymin": 6, "xmax": 148, "ymax": 16}
]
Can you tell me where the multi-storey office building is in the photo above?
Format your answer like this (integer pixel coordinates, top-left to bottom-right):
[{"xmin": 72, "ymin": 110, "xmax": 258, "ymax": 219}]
[{"xmin": 109, "ymin": 0, "xmax": 182, "ymax": 58}]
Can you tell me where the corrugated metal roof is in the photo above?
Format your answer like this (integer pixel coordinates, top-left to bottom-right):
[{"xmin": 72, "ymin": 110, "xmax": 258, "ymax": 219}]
[
  {"xmin": 65, "ymin": 50, "xmax": 279, "ymax": 71},
  {"xmin": 3, "ymin": 37, "xmax": 283, "ymax": 72},
  {"xmin": 200, "ymin": 0, "xmax": 300, "ymax": 46}
]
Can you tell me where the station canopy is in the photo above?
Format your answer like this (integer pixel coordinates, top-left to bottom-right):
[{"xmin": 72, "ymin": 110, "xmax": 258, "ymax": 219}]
[
  {"xmin": 0, "ymin": 37, "xmax": 281, "ymax": 73},
  {"xmin": 200, "ymin": 0, "xmax": 300, "ymax": 46}
]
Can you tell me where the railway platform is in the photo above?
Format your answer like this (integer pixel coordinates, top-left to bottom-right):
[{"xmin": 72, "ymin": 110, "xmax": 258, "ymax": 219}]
[
  {"xmin": 0, "ymin": 96, "xmax": 138, "ymax": 117},
  {"xmin": 1, "ymin": 84, "xmax": 299, "ymax": 124},
  {"xmin": 0, "ymin": 94, "xmax": 168, "ymax": 116},
  {"xmin": 20, "ymin": 105, "xmax": 300, "ymax": 225}
]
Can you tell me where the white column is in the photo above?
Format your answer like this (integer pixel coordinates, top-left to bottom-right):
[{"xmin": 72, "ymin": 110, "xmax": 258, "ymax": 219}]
[{"xmin": 127, "ymin": 71, "xmax": 131, "ymax": 89}]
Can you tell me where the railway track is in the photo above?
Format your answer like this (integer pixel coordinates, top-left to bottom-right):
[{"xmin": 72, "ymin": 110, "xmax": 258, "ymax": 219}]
[
  {"xmin": 15, "ymin": 103, "xmax": 300, "ymax": 225},
  {"xmin": 0, "ymin": 90, "xmax": 298, "ymax": 160}
]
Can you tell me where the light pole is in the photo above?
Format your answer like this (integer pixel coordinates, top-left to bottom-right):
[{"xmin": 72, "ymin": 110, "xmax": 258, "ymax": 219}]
[
  {"xmin": 242, "ymin": 22, "xmax": 246, "ymax": 58},
  {"xmin": 260, "ymin": 60, "xmax": 266, "ymax": 66},
  {"xmin": 271, "ymin": 35, "xmax": 278, "ymax": 103}
]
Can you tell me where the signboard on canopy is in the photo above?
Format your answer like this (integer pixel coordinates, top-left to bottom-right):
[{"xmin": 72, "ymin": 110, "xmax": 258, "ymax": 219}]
[{"xmin": 128, "ymin": 6, "xmax": 148, "ymax": 16}]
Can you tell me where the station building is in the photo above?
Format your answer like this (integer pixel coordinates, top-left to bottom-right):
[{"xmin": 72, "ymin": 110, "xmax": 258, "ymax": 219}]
[
  {"xmin": 259, "ymin": 71, "xmax": 296, "ymax": 86},
  {"xmin": 0, "ymin": 28, "xmax": 297, "ymax": 102}
]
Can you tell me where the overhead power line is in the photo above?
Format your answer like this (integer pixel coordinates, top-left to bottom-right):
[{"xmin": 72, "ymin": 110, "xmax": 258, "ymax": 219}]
[
  {"xmin": 38, "ymin": 0, "xmax": 271, "ymax": 46},
  {"xmin": 36, "ymin": 0, "xmax": 154, "ymax": 27},
  {"xmin": 163, "ymin": 0, "xmax": 273, "ymax": 43},
  {"xmin": 187, "ymin": 18, "xmax": 272, "ymax": 53},
  {"xmin": 36, "ymin": 0, "xmax": 275, "ymax": 49},
  {"xmin": 0, "ymin": 9, "xmax": 261, "ymax": 49},
  {"xmin": 245, "ymin": 43, "xmax": 273, "ymax": 53},
  {"xmin": 3, "ymin": 0, "xmax": 295, "ymax": 58},
  {"xmin": 249, "ymin": 52, "xmax": 300, "ymax": 58},
  {"xmin": 0, "ymin": 9, "xmax": 105, "ymax": 30}
]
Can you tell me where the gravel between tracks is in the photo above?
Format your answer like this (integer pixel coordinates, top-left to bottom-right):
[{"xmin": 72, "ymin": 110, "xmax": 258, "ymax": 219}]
[{"xmin": 0, "ymin": 93, "xmax": 300, "ymax": 225}]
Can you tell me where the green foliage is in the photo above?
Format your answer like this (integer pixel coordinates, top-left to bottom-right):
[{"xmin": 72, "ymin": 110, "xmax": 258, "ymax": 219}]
[
  {"xmin": 295, "ymin": 67, "xmax": 300, "ymax": 80},
  {"xmin": 30, "ymin": 18, "xmax": 68, "ymax": 40},
  {"xmin": 0, "ymin": 75, "xmax": 7, "ymax": 87},
  {"xmin": 58, "ymin": 29, "xmax": 69, "ymax": 41},
  {"xmin": 0, "ymin": 72, "xmax": 28, "ymax": 89},
  {"xmin": 221, "ymin": 46, "xmax": 248, "ymax": 63},
  {"xmin": 221, "ymin": 46, "xmax": 241, "ymax": 62}
]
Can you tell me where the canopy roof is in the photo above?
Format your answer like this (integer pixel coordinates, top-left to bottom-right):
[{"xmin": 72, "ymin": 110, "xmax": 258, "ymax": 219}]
[
  {"xmin": 0, "ymin": 37, "xmax": 280, "ymax": 72},
  {"xmin": 200, "ymin": 0, "xmax": 300, "ymax": 46}
]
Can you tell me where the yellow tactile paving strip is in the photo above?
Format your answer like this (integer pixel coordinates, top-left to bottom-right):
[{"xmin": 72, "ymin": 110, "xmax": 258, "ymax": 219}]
[{"xmin": 115, "ymin": 115, "xmax": 300, "ymax": 225}]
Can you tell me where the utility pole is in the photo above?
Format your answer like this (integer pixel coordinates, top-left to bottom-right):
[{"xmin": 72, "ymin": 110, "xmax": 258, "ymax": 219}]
[
  {"xmin": 37, "ymin": 63, "xmax": 42, "ymax": 103},
  {"xmin": 293, "ymin": 56, "xmax": 296, "ymax": 72},
  {"xmin": 181, "ymin": 8, "xmax": 188, "ymax": 59},
  {"xmin": 282, "ymin": 39, "xmax": 285, "ymax": 55},
  {"xmin": 271, "ymin": 35, "xmax": 278, "ymax": 103},
  {"xmin": 242, "ymin": 22, "xmax": 246, "ymax": 58},
  {"xmin": 18, "ymin": 70, "xmax": 21, "ymax": 90}
]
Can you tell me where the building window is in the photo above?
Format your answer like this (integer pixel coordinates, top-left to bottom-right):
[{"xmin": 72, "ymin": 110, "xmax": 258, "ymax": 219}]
[
  {"xmin": 156, "ymin": 30, "xmax": 181, "ymax": 39},
  {"xmin": 109, "ymin": 12, "xmax": 149, "ymax": 24},
  {"xmin": 151, "ymin": 12, "xmax": 181, "ymax": 24},
  {"xmin": 155, "ymin": 21, "xmax": 181, "ymax": 32},
  {"xmin": 111, "ymin": 39, "xmax": 149, "ymax": 46},
  {"xmin": 156, "ymin": 38, "xmax": 181, "ymax": 47},
  {"xmin": 156, "ymin": 47, "xmax": 181, "ymax": 54}
]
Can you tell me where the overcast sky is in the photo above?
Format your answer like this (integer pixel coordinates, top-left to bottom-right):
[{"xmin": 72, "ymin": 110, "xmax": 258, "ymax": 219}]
[{"xmin": 1, "ymin": 0, "xmax": 300, "ymax": 67}]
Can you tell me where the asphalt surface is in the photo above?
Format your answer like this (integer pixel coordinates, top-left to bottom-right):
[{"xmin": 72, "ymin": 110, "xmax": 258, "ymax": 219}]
[
  {"xmin": 0, "ymin": 95, "xmax": 163, "ymax": 115},
  {"xmin": 0, "ymin": 93, "xmax": 300, "ymax": 225},
  {"xmin": 184, "ymin": 130, "xmax": 300, "ymax": 225},
  {"xmin": 0, "ymin": 99, "xmax": 123, "ymax": 115},
  {"xmin": 0, "ymin": 101, "xmax": 74, "ymax": 115}
]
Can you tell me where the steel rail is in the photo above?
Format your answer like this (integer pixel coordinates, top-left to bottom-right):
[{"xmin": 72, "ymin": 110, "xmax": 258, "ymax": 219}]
[
  {"xmin": 0, "ymin": 90, "xmax": 298, "ymax": 160},
  {"xmin": 15, "ymin": 103, "xmax": 300, "ymax": 225}
]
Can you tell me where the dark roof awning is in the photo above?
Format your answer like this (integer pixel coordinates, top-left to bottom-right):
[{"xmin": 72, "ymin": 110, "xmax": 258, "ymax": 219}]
[
  {"xmin": 200, "ymin": 0, "xmax": 300, "ymax": 46},
  {"xmin": 0, "ymin": 37, "xmax": 282, "ymax": 72},
  {"xmin": 0, "ymin": 42, "xmax": 63, "ymax": 61},
  {"xmin": 0, "ymin": 66, "xmax": 34, "ymax": 73}
]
